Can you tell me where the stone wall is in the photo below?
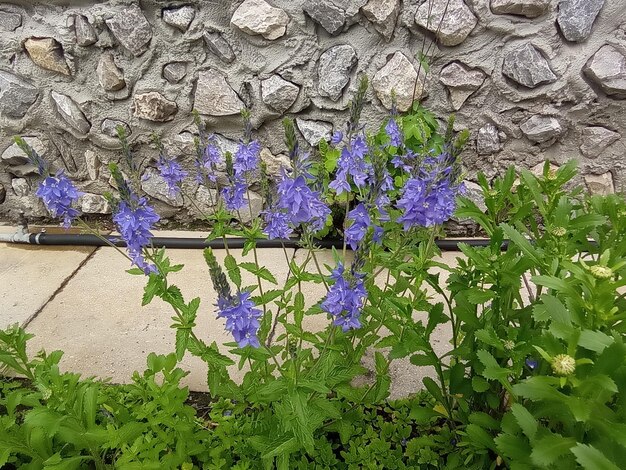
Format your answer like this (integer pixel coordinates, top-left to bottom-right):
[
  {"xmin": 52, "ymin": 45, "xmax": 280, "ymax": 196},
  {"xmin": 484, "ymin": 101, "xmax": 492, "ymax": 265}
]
[{"xmin": 0, "ymin": 0, "xmax": 624, "ymax": 224}]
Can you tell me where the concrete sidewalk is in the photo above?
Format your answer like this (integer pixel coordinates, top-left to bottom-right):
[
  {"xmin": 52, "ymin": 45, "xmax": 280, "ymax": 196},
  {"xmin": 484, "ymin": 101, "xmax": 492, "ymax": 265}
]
[{"xmin": 1, "ymin": 225, "xmax": 461, "ymax": 399}]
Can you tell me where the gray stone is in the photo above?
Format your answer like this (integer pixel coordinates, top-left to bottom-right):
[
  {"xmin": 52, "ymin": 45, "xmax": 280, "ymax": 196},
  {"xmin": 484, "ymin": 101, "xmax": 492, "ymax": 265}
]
[
  {"xmin": 520, "ymin": 115, "xmax": 562, "ymax": 143},
  {"xmin": 303, "ymin": 1, "xmax": 346, "ymax": 36},
  {"xmin": 80, "ymin": 193, "xmax": 111, "ymax": 214},
  {"xmin": 0, "ymin": 185, "xmax": 5, "ymax": 204},
  {"xmin": 439, "ymin": 62, "xmax": 485, "ymax": 110},
  {"xmin": 236, "ymin": 190, "xmax": 263, "ymax": 224},
  {"xmin": 490, "ymin": 0, "xmax": 551, "ymax": 18},
  {"xmin": 362, "ymin": 0, "xmax": 400, "ymax": 40},
  {"xmin": 372, "ymin": 51, "xmax": 423, "ymax": 112},
  {"xmin": 84, "ymin": 150, "xmax": 100, "ymax": 180},
  {"xmin": 164, "ymin": 132, "xmax": 196, "ymax": 157},
  {"xmin": 50, "ymin": 92, "xmax": 91, "ymax": 135},
  {"xmin": 11, "ymin": 178, "xmax": 29, "ymax": 197},
  {"xmin": 260, "ymin": 148, "xmax": 290, "ymax": 175},
  {"xmin": 318, "ymin": 44, "xmax": 357, "ymax": 101},
  {"xmin": 8, "ymin": 165, "xmax": 38, "ymax": 177},
  {"xmin": 141, "ymin": 167, "xmax": 184, "ymax": 207},
  {"xmin": 231, "ymin": 0, "xmax": 289, "ymax": 40},
  {"xmin": 583, "ymin": 45, "xmax": 626, "ymax": 99},
  {"xmin": 105, "ymin": 5, "xmax": 152, "ymax": 57},
  {"xmin": 0, "ymin": 11, "xmax": 21, "ymax": 31},
  {"xmin": 502, "ymin": 43, "xmax": 557, "ymax": 88},
  {"xmin": 203, "ymin": 30, "xmax": 235, "ymax": 63},
  {"xmin": 580, "ymin": 126, "xmax": 620, "ymax": 158},
  {"xmin": 162, "ymin": 6, "xmax": 195, "ymax": 32},
  {"xmin": 557, "ymin": 0, "xmax": 604, "ymax": 42},
  {"xmin": 97, "ymin": 52, "xmax": 125, "ymax": 91},
  {"xmin": 75, "ymin": 14, "xmax": 97, "ymax": 46},
  {"xmin": 24, "ymin": 37, "xmax": 71, "ymax": 75},
  {"xmin": 132, "ymin": 92, "xmax": 178, "ymax": 122},
  {"xmin": 101, "ymin": 119, "xmax": 130, "ymax": 138},
  {"xmin": 477, "ymin": 123, "xmax": 501, "ymax": 155},
  {"xmin": 194, "ymin": 185, "xmax": 220, "ymax": 216},
  {"xmin": 463, "ymin": 181, "xmax": 487, "ymax": 212},
  {"xmin": 0, "ymin": 70, "xmax": 39, "ymax": 119},
  {"xmin": 261, "ymin": 75, "xmax": 299, "ymax": 113},
  {"xmin": 194, "ymin": 70, "xmax": 244, "ymax": 116},
  {"xmin": 1, "ymin": 137, "xmax": 45, "ymax": 165},
  {"xmin": 296, "ymin": 119, "xmax": 332, "ymax": 146},
  {"xmin": 585, "ymin": 172, "xmax": 614, "ymax": 195},
  {"xmin": 415, "ymin": 0, "xmax": 477, "ymax": 47},
  {"xmin": 163, "ymin": 62, "xmax": 187, "ymax": 84}
]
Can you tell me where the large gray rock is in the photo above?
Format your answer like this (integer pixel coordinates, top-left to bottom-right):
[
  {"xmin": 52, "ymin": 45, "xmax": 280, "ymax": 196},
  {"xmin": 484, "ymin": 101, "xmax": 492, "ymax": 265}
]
[
  {"xmin": 439, "ymin": 62, "xmax": 485, "ymax": 110},
  {"xmin": 8, "ymin": 165, "xmax": 38, "ymax": 177},
  {"xmin": 415, "ymin": 0, "xmax": 477, "ymax": 47},
  {"xmin": 520, "ymin": 115, "xmax": 562, "ymax": 143},
  {"xmin": 502, "ymin": 43, "xmax": 557, "ymax": 88},
  {"xmin": 24, "ymin": 37, "xmax": 71, "ymax": 75},
  {"xmin": 0, "ymin": 10, "xmax": 21, "ymax": 31},
  {"xmin": 80, "ymin": 193, "xmax": 111, "ymax": 214},
  {"xmin": 194, "ymin": 70, "xmax": 244, "ymax": 116},
  {"xmin": 194, "ymin": 185, "xmax": 220, "ymax": 216},
  {"xmin": 101, "ymin": 118, "xmax": 130, "ymax": 137},
  {"xmin": 1, "ymin": 137, "xmax": 45, "ymax": 166},
  {"xmin": 203, "ymin": 30, "xmax": 235, "ymax": 63},
  {"xmin": 583, "ymin": 45, "xmax": 626, "ymax": 99},
  {"xmin": 318, "ymin": 44, "xmax": 357, "ymax": 101},
  {"xmin": 580, "ymin": 126, "xmax": 620, "ymax": 158},
  {"xmin": 141, "ymin": 167, "xmax": 184, "ymax": 206},
  {"xmin": 261, "ymin": 75, "xmax": 299, "ymax": 113},
  {"xmin": 477, "ymin": 123, "xmax": 501, "ymax": 155},
  {"xmin": 490, "ymin": 0, "xmax": 551, "ymax": 18},
  {"xmin": 75, "ymin": 14, "xmax": 97, "ymax": 46},
  {"xmin": 50, "ymin": 92, "xmax": 91, "ymax": 135},
  {"xmin": 557, "ymin": 0, "xmax": 604, "ymax": 42},
  {"xmin": 237, "ymin": 190, "xmax": 263, "ymax": 224},
  {"xmin": 11, "ymin": 178, "xmax": 29, "ymax": 197},
  {"xmin": 303, "ymin": 1, "xmax": 346, "ymax": 36},
  {"xmin": 372, "ymin": 51, "xmax": 423, "ymax": 112},
  {"xmin": 231, "ymin": 0, "xmax": 289, "ymax": 40},
  {"xmin": 162, "ymin": 6, "xmax": 195, "ymax": 32},
  {"xmin": 296, "ymin": 119, "xmax": 333, "ymax": 146},
  {"xmin": 132, "ymin": 92, "xmax": 178, "ymax": 121},
  {"xmin": 585, "ymin": 172, "xmax": 614, "ymax": 195},
  {"xmin": 105, "ymin": 5, "xmax": 152, "ymax": 57},
  {"xmin": 97, "ymin": 52, "xmax": 125, "ymax": 91},
  {"xmin": 362, "ymin": 0, "xmax": 400, "ymax": 40},
  {"xmin": 162, "ymin": 62, "xmax": 187, "ymax": 83},
  {"xmin": 0, "ymin": 70, "xmax": 39, "ymax": 119}
]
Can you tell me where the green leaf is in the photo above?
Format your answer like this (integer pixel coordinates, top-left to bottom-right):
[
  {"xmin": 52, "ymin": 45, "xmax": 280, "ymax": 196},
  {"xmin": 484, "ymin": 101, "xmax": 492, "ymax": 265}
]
[
  {"xmin": 467, "ymin": 288, "xmax": 496, "ymax": 305},
  {"xmin": 261, "ymin": 435, "xmax": 299, "ymax": 459},
  {"xmin": 472, "ymin": 376, "xmax": 490, "ymax": 392},
  {"xmin": 465, "ymin": 424, "xmax": 496, "ymax": 451},
  {"xmin": 501, "ymin": 223, "xmax": 543, "ymax": 267},
  {"xmin": 239, "ymin": 262, "xmax": 278, "ymax": 285},
  {"xmin": 510, "ymin": 404, "xmax": 537, "ymax": 441},
  {"xmin": 579, "ymin": 329, "xmax": 614, "ymax": 353},
  {"xmin": 142, "ymin": 275, "xmax": 163, "ymax": 306},
  {"xmin": 533, "ymin": 295, "xmax": 571, "ymax": 326},
  {"xmin": 571, "ymin": 443, "xmax": 620, "ymax": 470},
  {"xmin": 294, "ymin": 292, "xmax": 305, "ymax": 328},
  {"xmin": 175, "ymin": 328, "xmax": 190, "ymax": 361},
  {"xmin": 224, "ymin": 254, "xmax": 241, "ymax": 288},
  {"xmin": 477, "ymin": 349, "xmax": 509, "ymax": 382}
]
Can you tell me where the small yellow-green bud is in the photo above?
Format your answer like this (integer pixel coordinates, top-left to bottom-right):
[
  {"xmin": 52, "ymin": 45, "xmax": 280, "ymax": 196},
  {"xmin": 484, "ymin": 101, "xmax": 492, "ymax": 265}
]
[
  {"xmin": 504, "ymin": 340, "xmax": 515, "ymax": 351},
  {"xmin": 551, "ymin": 354, "xmax": 576, "ymax": 376},
  {"xmin": 551, "ymin": 227, "xmax": 566, "ymax": 237},
  {"xmin": 589, "ymin": 265, "xmax": 613, "ymax": 280},
  {"xmin": 546, "ymin": 170, "xmax": 557, "ymax": 181},
  {"xmin": 487, "ymin": 189, "xmax": 498, "ymax": 198}
]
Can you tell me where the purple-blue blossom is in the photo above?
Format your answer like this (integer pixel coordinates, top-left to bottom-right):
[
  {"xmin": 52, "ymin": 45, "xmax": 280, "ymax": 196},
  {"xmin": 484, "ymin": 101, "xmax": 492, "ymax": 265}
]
[
  {"xmin": 196, "ymin": 140, "xmax": 222, "ymax": 183},
  {"xmin": 329, "ymin": 135, "xmax": 371, "ymax": 195},
  {"xmin": 112, "ymin": 196, "xmax": 160, "ymax": 275},
  {"xmin": 157, "ymin": 157, "xmax": 188, "ymax": 196},
  {"xmin": 345, "ymin": 203, "xmax": 371, "ymax": 250},
  {"xmin": 262, "ymin": 210, "xmax": 293, "ymax": 239},
  {"xmin": 385, "ymin": 118, "xmax": 402, "ymax": 147},
  {"xmin": 321, "ymin": 263, "xmax": 366, "ymax": 332},
  {"xmin": 396, "ymin": 177, "xmax": 458, "ymax": 229},
  {"xmin": 233, "ymin": 140, "xmax": 261, "ymax": 174},
  {"xmin": 331, "ymin": 131, "xmax": 343, "ymax": 145},
  {"xmin": 221, "ymin": 178, "xmax": 247, "ymax": 211},
  {"xmin": 35, "ymin": 171, "xmax": 81, "ymax": 229},
  {"xmin": 276, "ymin": 173, "xmax": 330, "ymax": 231},
  {"xmin": 217, "ymin": 291, "xmax": 262, "ymax": 348}
]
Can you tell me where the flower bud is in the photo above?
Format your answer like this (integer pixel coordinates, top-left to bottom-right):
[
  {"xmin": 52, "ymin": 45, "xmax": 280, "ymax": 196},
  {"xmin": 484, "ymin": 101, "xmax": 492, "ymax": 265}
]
[
  {"xmin": 551, "ymin": 354, "xmax": 576, "ymax": 376},
  {"xmin": 589, "ymin": 265, "xmax": 613, "ymax": 280}
]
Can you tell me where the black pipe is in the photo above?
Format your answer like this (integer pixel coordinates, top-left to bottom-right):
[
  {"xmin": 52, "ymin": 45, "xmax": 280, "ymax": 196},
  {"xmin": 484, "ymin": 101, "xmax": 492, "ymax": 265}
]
[{"xmin": 28, "ymin": 232, "xmax": 497, "ymax": 251}]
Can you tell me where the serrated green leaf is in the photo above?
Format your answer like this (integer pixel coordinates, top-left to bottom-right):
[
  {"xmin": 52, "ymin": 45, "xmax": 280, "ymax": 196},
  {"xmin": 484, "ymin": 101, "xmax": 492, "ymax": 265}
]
[
  {"xmin": 571, "ymin": 443, "xmax": 620, "ymax": 470},
  {"xmin": 510, "ymin": 404, "xmax": 537, "ymax": 441},
  {"xmin": 224, "ymin": 254, "xmax": 241, "ymax": 288},
  {"xmin": 530, "ymin": 434, "xmax": 576, "ymax": 467}
]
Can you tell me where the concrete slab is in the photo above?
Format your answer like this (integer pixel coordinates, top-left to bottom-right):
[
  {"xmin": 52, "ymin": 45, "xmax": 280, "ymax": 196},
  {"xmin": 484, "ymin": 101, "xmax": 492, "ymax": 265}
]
[
  {"xmin": 25, "ymin": 244, "xmax": 294, "ymax": 392},
  {"xmin": 0, "ymin": 226, "xmax": 96, "ymax": 328}
]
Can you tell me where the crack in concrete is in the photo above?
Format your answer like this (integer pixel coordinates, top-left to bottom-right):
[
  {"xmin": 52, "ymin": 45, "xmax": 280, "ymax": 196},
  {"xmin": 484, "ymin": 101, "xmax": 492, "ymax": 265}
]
[{"xmin": 21, "ymin": 247, "xmax": 100, "ymax": 329}]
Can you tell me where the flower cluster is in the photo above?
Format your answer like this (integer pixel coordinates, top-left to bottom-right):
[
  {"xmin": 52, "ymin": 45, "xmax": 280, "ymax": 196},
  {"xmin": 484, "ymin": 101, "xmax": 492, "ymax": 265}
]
[
  {"xmin": 35, "ymin": 171, "xmax": 81, "ymax": 228},
  {"xmin": 396, "ymin": 177, "xmax": 458, "ymax": 229},
  {"xmin": 329, "ymin": 135, "xmax": 371, "ymax": 194},
  {"xmin": 321, "ymin": 263, "xmax": 367, "ymax": 332},
  {"xmin": 195, "ymin": 137, "xmax": 222, "ymax": 184},
  {"xmin": 217, "ymin": 291, "xmax": 262, "ymax": 348},
  {"xmin": 221, "ymin": 140, "xmax": 261, "ymax": 212},
  {"xmin": 157, "ymin": 156, "xmax": 188, "ymax": 196},
  {"xmin": 112, "ymin": 195, "xmax": 160, "ymax": 275},
  {"xmin": 345, "ymin": 203, "xmax": 382, "ymax": 250}
]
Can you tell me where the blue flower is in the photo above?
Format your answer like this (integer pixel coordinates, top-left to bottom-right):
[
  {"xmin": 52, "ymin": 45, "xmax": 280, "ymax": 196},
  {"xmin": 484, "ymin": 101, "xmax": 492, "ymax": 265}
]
[
  {"xmin": 263, "ymin": 210, "xmax": 293, "ymax": 239},
  {"xmin": 112, "ymin": 196, "xmax": 160, "ymax": 275},
  {"xmin": 277, "ymin": 173, "xmax": 330, "ymax": 231},
  {"xmin": 345, "ymin": 203, "xmax": 371, "ymax": 250},
  {"xmin": 329, "ymin": 135, "xmax": 371, "ymax": 194},
  {"xmin": 321, "ymin": 263, "xmax": 366, "ymax": 332},
  {"xmin": 221, "ymin": 178, "xmax": 247, "ymax": 211},
  {"xmin": 196, "ymin": 140, "xmax": 222, "ymax": 183},
  {"xmin": 331, "ymin": 131, "xmax": 343, "ymax": 145},
  {"xmin": 217, "ymin": 291, "xmax": 262, "ymax": 348},
  {"xmin": 233, "ymin": 140, "xmax": 261, "ymax": 174},
  {"xmin": 396, "ymin": 177, "xmax": 458, "ymax": 229},
  {"xmin": 35, "ymin": 171, "xmax": 81, "ymax": 228},
  {"xmin": 385, "ymin": 118, "xmax": 402, "ymax": 147},
  {"xmin": 157, "ymin": 157, "xmax": 188, "ymax": 196},
  {"xmin": 525, "ymin": 358, "xmax": 538, "ymax": 370}
]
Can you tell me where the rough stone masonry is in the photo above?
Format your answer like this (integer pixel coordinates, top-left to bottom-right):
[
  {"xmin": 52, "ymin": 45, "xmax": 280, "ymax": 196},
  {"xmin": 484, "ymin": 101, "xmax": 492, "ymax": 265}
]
[{"xmin": 0, "ymin": 0, "xmax": 624, "ymax": 224}]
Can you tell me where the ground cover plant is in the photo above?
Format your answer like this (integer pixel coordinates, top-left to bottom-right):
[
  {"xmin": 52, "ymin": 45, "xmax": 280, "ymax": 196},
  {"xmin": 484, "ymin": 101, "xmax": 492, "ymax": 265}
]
[{"xmin": 1, "ymin": 78, "xmax": 626, "ymax": 469}]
